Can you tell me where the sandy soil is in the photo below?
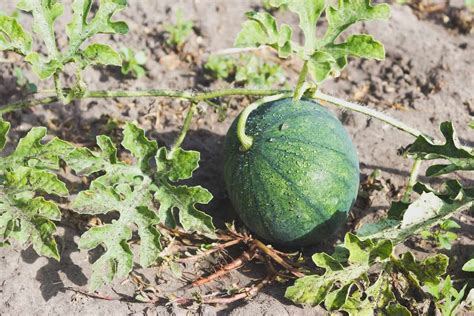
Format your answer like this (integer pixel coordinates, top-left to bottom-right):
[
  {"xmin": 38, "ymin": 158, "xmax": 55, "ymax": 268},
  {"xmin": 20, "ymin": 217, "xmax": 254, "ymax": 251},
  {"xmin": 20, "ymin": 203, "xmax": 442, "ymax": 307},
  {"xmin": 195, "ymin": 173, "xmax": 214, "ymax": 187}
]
[{"xmin": 0, "ymin": 0, "xmax": 473, "ymax": 315}]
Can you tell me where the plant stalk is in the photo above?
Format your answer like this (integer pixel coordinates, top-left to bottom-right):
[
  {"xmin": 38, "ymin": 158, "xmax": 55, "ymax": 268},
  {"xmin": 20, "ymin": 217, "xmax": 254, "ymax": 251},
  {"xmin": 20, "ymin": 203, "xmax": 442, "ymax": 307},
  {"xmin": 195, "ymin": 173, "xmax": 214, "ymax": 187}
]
[
  {"xmin": 314, "ymin": 91, "xmax": 425, "ymax": 138},
  {"xmin": 402, "ymin": 159, "xmax": 422, "ymax": 203},
  {"xmin": 293, "ymin": 61, "xmax": 309, "ymax": 101},
  {"xmin": 0, "ymin": 88, "xmax": 429, "ymax": 141},
  {"xmin": 237, "ymin": 93, "xmax": 291, "ymax": 152},
  {"xmin": 0, "ymin": 88, "xmax": 288, "ymax": 114},
  {"xmin": 170, "ymin": 103, "xmax": 197, "ymax": 154},
  {"xmin": 53, "ymin": 73, "xmax": 66, "ymax": 103}
]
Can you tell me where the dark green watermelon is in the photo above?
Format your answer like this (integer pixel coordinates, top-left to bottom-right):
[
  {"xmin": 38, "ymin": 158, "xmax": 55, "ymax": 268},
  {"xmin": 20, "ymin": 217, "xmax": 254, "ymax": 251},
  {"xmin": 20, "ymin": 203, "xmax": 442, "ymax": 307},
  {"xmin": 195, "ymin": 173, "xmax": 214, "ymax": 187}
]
[{"xmin": 223, "ymin": 98, "xmax": 360, "ymax": 246}]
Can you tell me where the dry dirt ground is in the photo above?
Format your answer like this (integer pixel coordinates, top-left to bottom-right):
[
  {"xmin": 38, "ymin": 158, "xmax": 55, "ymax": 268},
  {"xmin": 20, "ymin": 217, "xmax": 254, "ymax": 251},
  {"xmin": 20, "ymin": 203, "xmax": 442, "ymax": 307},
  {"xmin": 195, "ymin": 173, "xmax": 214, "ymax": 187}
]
[{"xmin": 0, "ymin": 0, "xmax": 473, "ymax": 315}]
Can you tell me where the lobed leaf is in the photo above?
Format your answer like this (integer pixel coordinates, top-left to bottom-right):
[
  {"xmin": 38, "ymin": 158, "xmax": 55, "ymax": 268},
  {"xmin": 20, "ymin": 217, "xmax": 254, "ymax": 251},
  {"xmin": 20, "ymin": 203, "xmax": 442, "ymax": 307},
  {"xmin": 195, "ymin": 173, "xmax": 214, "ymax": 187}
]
[
  {"xmin": 409, "ymin": 122, "xmax": 474, "ymax": 176},
  {"xmin": 0, "ymin": 120, "xmax": 74, "ymax": 260},
  {"xmin": 236, "ymin": 0, "xmax": 390, "ymax": 83},
  {"xmin": 17, "ymin": 0, "xmax": 64, "ymax": 56},
  {"xmin": 156, "ymin": 147, "xmax": 200, "ymax": 182},
  {"xmin": 79, "ymin": 43, "xmax": 122, "ymax": 68},
  {"xmin": 285, "ymin": 233, "xmax": 392, "ymax": 307},
  {"xmin": 0, "ymin": 15, "xmax": 32, "ymax": 55},
  {"xmin": 66, "ymin": 0, "xmax": 129, "ymax": 53},
  {"xmin": 67, "ymin": 123, "xmax": 214, "ymax": 289},
  {"xmin": 235, "ymin": 11, "xmax": 292, "ymax": 58}
]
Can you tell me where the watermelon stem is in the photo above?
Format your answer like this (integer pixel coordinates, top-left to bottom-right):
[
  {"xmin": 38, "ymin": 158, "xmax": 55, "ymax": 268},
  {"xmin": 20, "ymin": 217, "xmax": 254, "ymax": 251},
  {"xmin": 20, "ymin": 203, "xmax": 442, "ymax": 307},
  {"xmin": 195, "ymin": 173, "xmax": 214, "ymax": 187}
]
[
  {"xmin": 237, "ymin": 93, "xmax": 291, "ymax": 152},
  {"xmin": 0, "ymin": 88, "xmax": 290, "ymax": 114},
  {"xmin": 402, "ymin": 159, "xmax": 422, "ymax": 203},
  {"xmin": 170, "ymin": 102, "xmax": 197, "ymax": 154},
  {"xmin": 293, "ymin": 61, "xmax": 309, "ymax": 102},
  {"xmin": 313, "ymin": 91, "xmax": 429, "ymax": 139}
]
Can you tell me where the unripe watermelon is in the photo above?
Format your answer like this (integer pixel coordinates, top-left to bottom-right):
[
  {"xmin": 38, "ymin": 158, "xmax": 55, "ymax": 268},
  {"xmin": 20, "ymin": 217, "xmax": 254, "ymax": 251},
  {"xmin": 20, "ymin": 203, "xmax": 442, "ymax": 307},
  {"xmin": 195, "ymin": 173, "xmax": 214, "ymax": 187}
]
[{"xmin": 223, "ymin": 98, "xmax": 359, "ymax": 246}]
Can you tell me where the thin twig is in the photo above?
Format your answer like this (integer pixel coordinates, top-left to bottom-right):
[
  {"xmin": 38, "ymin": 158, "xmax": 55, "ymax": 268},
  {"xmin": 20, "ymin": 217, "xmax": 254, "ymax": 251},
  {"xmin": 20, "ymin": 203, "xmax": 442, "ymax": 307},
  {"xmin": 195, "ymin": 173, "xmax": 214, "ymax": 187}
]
[
  {"xmin": 252, "ymin": 240, "xmax": 305, "ymax": 278},
  {"xmin": 65, "ymin": 287, "xmax": 118, "ymax": 301},
  {"xmin": 176, "ymin": 238, "xmax": 243, "ymax": 263},
  {"xmin": 188, "ymin": 247, "xmax": 257, "ymax": 289},
  {"xmin": 201, "ymin": 273, "xmax": 275, "ymax": 305}
]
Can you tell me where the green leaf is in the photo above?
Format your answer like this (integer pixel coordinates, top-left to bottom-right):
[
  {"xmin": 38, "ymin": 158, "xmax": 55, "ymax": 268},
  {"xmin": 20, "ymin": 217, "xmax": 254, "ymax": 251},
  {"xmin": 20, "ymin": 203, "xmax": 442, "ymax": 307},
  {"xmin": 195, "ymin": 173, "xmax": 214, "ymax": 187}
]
[
  {"xmin": 80, "ymin": 43, "xmax": 122, "ymax": 68},
  {"xmin": 463, "ymin": 259, "xmax": 474, "ymax": 272},
  {"xmin": 66, "ymin": 0, "xmax": 129, "ymax": 52},
  {"xmin": 283, "ymin": 0, "xmax": 325, "ymax": 54},
  {"xmin": 401, "ymin": 252, "xmax": 448, "ymax": 286},
  {"xmin": 0, "ymin": 15, "xmax": 32, "ymax": 55},
  {"xmin": 427, "ymin": 275, "xmax": 466, "ymax": 316},
  {"xmin": 235, "ymin": 11, "xmax": 293, "ymax": 58},
  {"xmin": 285, "ymin": 233, "xmax": 392, "ymax": 306},
  {"xmin": 0, "ymin": 124, "xmax": 71, "ymax": 260},
  {"xmin": 0, "ymin": 119, "xmax": 10, "ymax": 150},
  {"xmin": 155, "ymin": 185, "xmax": 214, "ymax": 237},
  {"xmin": 24, "ymin": 52, "xmax": 63, "ymax": 79},
  {"xmin": 409, "ymin": 122, "xmax": 474, "ymax": 176},
  {"xmin": 440, "ymin": 219, "xmax": 460, "ymax": 230},
  {"xmin": 385, "ymin": 304, "xmax": 411, "ymax": 316},
  {"xmin": 156, "ymin": 147, "xmax": 200, "ymax": 182},
  {"xmin": 323, "ymin": 0, "xmax": 391, "ymax": 45},
  {"xmin": 17, "ymin": 0, "xmax": 64, "ymax": 56},
  {"xmin": 67, "ymin": 123, "xmax": 214, "ymax": 289},
  {"xmin": 236, "ymin": 0, "xmax": 390, "ymax": 83},
  {"xmin": 79, "ymin": 224, "xmax": 133, "ymax": 291},
  {"xmin": 122, "ymin": 123, "xmax": 157, "ymax": 170}
]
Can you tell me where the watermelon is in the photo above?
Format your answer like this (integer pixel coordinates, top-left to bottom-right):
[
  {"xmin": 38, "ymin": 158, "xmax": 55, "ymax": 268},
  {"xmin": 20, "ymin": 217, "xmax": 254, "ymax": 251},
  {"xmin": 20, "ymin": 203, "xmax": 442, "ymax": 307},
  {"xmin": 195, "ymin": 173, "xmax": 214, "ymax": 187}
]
[{"xmin": 223, "ymin": 98, "xmax": 360, "ymax": 246}]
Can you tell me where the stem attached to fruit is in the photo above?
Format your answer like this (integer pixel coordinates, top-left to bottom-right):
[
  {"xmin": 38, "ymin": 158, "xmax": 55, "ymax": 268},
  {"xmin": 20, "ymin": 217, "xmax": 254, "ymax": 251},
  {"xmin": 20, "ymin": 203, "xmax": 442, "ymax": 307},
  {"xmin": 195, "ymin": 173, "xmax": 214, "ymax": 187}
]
[
  {"xmin": 293, "ymin": 61, "xmax": 309, "ymax": 102},
  {"xmin": 237, "ymin": 94, "xmax": 291, "ymax": 152}
]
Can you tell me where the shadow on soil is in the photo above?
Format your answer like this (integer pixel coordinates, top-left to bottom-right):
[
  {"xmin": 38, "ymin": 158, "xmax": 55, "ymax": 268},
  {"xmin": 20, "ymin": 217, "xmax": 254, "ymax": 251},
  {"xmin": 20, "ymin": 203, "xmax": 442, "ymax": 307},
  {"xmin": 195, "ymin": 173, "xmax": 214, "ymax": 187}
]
[{"xmin": 20, "ymin": 225, "xmax": 88, "ymax": 301}]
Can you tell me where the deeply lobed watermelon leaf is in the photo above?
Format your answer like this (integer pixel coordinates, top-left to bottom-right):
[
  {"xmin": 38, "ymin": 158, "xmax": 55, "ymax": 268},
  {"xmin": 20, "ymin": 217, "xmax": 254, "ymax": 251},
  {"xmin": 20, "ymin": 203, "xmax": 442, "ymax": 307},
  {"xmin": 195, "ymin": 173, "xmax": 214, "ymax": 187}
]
[
  {"xmin": 235, "ymin": 0, "xmax": 390, "ymax": 84},
  {"xmin": 285, "ymin": 231, "xmax": 448, "ymax": 314},
  {"xmin": 66, "ymin": 123, "xmax": 214, "ymax": 290},
  {"xmin": 0, "ymin": 0, "xmax": 127, "ymax": 83},
  {"xmin": 409, "ymin": 122, "xmax": 474, "ymax": 176},
  {"xmin": 0, "ymin": 119, "xmax": 74, "ymax": 260}
]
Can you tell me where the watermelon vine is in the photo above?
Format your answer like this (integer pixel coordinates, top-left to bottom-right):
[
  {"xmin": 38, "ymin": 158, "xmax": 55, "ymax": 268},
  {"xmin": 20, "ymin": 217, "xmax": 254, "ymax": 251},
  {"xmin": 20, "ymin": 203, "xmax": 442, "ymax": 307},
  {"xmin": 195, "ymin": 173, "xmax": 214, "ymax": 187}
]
[{"xmin": 0, "ymin": 0, "xmax": 472, "ymax": 314}]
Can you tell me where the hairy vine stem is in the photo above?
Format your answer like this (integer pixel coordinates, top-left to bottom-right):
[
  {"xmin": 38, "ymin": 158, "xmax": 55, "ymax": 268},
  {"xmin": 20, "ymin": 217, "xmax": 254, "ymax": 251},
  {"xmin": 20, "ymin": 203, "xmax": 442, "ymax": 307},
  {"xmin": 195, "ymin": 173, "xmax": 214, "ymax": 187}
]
[
  {"xmin": 170, "ymin": 103, "xmax": 197, "ymax": 154},
  {"xmin": 0, "ymin": 88, "xmax": 429, "ymax": 141},
  {"xmin": 293, "ymin": 61, "xmax": 309, "ymax": 101},
  {"xmin": 0, "ymin": 88, "xmax": 288, "ymax": 114},
  {"xmin": 313, "ymin": 91, "xmax": 425, "ymax": 138},
  {"xmin": 237, "ymin": 93, "xmax": 292, "ymax": 151},
  {"xmin": 402, "ymin": 159, "xmax": 423, "ymax": 203}
]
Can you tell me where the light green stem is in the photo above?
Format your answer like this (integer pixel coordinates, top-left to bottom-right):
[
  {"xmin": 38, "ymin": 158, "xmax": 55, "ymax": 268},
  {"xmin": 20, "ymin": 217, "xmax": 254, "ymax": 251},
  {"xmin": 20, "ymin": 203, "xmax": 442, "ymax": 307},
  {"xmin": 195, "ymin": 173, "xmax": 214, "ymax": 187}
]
[
  {"xmin": 0, "ymin": 88, "xmax": 429, "ymax": 141},
  {"xmin": 237, "ymin": 93, "xmax": 291, "ymax": 152},
  {"xmin": 293, "ymin": 61, "xmax": 309, "ymax": 102},
  {"xmin": 314, "ymin": 91, "xmax": 425, "ymax": 138},
  {"xmin": 53, "ymin": 73, "xmax": 66, "ymax": 103},
  {"xmin": 171, "ymin": 103, "xmax": 197, "ymax": 153},
  {"xmin": 0, "ymin": 88, "xmax": 288, "ymax": 114},
  {"xmin": 402, "ymin": 159, "xmax": 422, "ymax": 203}
]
